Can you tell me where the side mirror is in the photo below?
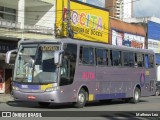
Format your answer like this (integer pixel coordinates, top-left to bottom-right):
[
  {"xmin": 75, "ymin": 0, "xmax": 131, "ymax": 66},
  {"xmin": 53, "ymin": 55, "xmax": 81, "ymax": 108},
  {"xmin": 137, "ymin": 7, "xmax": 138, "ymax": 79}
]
[
  {"xmin": 5, "ymin": 49, "xmax": 18, "ymax": 64},
  {"xmin": 54, "ymin": 50, "xmax": 64, "ymax": 65}
]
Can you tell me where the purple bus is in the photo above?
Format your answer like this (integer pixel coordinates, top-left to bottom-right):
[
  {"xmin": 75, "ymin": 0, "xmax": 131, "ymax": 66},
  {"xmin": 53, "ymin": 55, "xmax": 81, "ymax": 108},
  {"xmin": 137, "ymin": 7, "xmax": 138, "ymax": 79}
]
[{"xmin": 6, "ymin": 38, "xmax": 156, "ymax": 108}]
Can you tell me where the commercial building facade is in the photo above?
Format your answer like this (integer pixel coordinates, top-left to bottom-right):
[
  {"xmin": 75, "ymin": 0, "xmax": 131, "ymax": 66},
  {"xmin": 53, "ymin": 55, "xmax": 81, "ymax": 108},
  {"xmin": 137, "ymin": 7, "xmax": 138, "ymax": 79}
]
[
  {"xmin": 148, "ymin": 21, "xmax": 160, "ymax": 53},
  {"xmin": 109, "ymin": 17, "xmax": 146, "ymax": 49},
  {"xmin": 56, "ymin": 0, "xmax": 109, "ymax": 43},
  {"xmin": 124, "ymin": 17, "xmax": 160, "ymax": 53},
  {"xmin": 0, "ymin": 0, "xmax": 56, "ymax": 93}
]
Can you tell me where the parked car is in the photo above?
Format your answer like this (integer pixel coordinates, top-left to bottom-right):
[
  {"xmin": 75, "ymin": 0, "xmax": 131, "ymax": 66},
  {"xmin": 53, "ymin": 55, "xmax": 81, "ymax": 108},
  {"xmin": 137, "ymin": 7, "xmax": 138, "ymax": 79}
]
[{"xmin": 155, "ymin": 81, "xmax": 160, "ymax": 96}]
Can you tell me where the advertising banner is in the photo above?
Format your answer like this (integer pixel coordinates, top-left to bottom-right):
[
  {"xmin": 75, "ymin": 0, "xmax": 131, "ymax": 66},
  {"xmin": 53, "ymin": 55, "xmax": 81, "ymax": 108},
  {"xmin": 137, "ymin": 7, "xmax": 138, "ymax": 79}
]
[
  {"xmin": 112, "ymin": 30, "xmax": 145, "ymax": 49},
  {"xmin": 56, "ymin": 0, "xmax": 109, "ymax": 43},
  {"xmin": 148, "ymin": 21, "xmax": 160, "ymax": 53},
  {"xmin": 148, "ymin": 39, "xmax": 160, "ymax": 53}
]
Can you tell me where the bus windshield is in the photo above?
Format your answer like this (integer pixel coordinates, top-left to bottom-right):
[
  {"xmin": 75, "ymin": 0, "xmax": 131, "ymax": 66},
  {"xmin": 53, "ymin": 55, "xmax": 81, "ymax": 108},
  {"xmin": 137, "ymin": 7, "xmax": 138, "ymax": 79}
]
[
  {"xmin": 14, "ymin": 43, "xmax": 60, "ymax": 84},
  {"xmin": 155, "ymin": 53, "xmax": 160, "ymax": 65}
]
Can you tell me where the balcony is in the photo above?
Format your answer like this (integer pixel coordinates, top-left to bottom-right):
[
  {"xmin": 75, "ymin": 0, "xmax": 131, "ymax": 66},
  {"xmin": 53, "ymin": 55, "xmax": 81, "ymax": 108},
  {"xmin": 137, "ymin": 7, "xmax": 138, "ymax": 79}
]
[
  {"xmin": 0, "ymin": 19, "xmax": 54, "ymax": 40},
  {"xmin": 24, "ymin": 24, "xmax": 54, "ymax": 35},
  {"xmin": 0, "ymin": 19, "xmax": 20, "ymax": 29},
  {"xmin": 0, "ymin": 19, "xmax": 54, "ymax": 35}
]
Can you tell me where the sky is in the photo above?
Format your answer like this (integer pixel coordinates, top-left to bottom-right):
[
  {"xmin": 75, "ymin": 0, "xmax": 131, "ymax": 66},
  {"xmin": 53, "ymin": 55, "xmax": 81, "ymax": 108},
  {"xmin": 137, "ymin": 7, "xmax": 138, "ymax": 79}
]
[
  {"xmin": 86, "ymin": 0, "xmax": 105, "ymax": 8},
  {"xmin": 133, "ymin": 0, "xmax": 160, "ymax": 18},
  {"xmin": 76, "ymin": 0, "xmax": 160, "ymax": 18}
]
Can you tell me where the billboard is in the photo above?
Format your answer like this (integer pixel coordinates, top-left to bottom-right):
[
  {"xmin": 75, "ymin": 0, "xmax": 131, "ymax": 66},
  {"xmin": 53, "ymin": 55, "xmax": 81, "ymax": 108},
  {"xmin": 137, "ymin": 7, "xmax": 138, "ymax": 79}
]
[
  {"xmin": 148, "ymin": 39, "xmax": 160, "ymax": 53},
  {"xmin": 56, "ymin": 0, "xmax": 109, "ymax": 43},
  {"xmin": 148, "ymin": 21, "xmax": 160, "ymax": 53},
  {"xmin": 112, "ymin": 30, "xmax": 145, "ymax": 49}
]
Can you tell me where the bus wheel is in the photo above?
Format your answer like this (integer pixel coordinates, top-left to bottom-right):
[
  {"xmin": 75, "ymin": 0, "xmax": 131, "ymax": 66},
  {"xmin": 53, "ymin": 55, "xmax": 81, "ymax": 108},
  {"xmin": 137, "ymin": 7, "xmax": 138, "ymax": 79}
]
[
  {"xmin": 38, "ymin": 102, "xmax": 50, "ymax": 107},
  {"xmin": 131, "ymin": 88, "xmax": 140, "ymax": 104},
  {"xmin": 155, "ymin": 90, "xmax": 160, "ymax": 96},
  {"xmin": 74, "ymin": 89, "xmax": 87, "ymax": 108}
]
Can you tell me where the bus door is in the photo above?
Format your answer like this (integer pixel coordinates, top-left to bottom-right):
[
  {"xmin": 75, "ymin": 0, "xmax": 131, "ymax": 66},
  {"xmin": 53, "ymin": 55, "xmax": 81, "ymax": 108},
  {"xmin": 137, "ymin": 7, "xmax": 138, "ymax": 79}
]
[{"xmin": 0, "ymin": 69, "xmax": 5, "ymax": 93}]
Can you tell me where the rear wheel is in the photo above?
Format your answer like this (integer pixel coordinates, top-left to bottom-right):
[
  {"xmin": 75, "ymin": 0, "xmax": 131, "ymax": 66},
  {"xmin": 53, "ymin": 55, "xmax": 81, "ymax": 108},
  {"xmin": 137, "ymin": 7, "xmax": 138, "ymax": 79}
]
[
  {"xmin": 131, "ymin": 88, "xmax": 140, "ymax": 103},
  {"xmin": 74, "ymin": 89, "xmax": 87, "ymax": 108},
  {"xmin": 38, "ymin": 102, "xmax": 50, "ymax": 107},
  {"xmin": 155, "ymin": 90, "xmax": 160, "ymax": 96}
]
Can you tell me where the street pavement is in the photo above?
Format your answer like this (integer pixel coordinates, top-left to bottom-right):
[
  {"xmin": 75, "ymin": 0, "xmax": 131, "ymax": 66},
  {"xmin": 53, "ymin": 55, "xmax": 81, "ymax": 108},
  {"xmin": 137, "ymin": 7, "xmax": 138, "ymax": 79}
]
[{"xmin": 0, "ymin": 94, "xmax": 13, "ymax": 103}]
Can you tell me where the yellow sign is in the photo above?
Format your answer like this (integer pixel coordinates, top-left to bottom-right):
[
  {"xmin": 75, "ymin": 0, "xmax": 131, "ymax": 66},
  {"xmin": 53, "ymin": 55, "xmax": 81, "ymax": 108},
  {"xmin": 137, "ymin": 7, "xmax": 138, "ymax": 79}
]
[{"xmin": 56, "ymin": 0, "xmax": 109, "ymax": 43}]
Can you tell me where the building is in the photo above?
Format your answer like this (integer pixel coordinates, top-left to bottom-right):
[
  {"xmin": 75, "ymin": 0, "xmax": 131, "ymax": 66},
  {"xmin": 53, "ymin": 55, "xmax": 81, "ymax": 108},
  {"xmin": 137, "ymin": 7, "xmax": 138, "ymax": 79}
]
[
  {"xmin": 56, "ymin": 0, "xmax": 109, "ymax": 43},
  {"xmin": 123, "ymin": 16, "xmax": 160, "ymax": 53},
  {"xmin": 109, "ymin": 17, "xmax": 146, "ymax": 49},
  {"xmin": 0, "ymin": 0, "xmax": 56, "ymax": 94},
  {"xmin": 105, "ymin": 0, "xmax": 133, "ymax": 20}
]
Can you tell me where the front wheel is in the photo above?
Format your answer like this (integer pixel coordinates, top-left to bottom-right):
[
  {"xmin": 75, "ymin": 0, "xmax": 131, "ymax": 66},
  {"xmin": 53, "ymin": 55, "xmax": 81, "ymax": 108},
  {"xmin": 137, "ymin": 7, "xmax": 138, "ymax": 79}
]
[
  {"xmin": 131, "ymin": 88, "xmax": 140, "ymax": 104},
  {"xmin": 74, "ymin": 89, "xmax": 87, "ymax": 108}
]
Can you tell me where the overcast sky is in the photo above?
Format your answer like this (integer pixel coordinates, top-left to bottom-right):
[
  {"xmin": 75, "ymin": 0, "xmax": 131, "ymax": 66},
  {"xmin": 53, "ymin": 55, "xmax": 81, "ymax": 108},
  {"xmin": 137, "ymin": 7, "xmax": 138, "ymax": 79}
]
[
  {"xmin": 77, "ymin": 0, "xmax": 160, "ymax": 18},
  {"xmin": 133, "ymin": 0, "xmax": 160, "ymax": 18}
]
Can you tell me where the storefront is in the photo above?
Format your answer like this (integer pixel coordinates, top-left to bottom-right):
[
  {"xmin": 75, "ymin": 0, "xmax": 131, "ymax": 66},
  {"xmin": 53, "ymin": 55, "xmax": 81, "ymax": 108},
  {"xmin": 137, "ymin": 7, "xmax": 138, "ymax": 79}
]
[{"xmin": 0, "ymin": 39, "xmax": 17, "ymax": 94}]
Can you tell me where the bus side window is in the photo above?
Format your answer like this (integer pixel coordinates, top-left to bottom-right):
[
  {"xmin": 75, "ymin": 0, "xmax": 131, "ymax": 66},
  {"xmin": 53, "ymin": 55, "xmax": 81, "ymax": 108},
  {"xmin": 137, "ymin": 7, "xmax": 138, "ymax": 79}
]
[
  {"xmin": 135, "ymin": 53, "xmax": 144, "ymax": 67},
  {"xmin": 104, "ymin": 49, "xmax": 109, "ymax": 65},
  {"xmin": 145, "ymin": 54, "xmax": 149, "ymax": 68},
  {"xmin": 123, "ymin": 52, "xmax": 134, "ymax": 67},
  {"xmin": 149, "ymin": 54, "xmax": 154, "ymax": 68},
  {"xmin": 112, "ymin": 50, "xmax": 122, "ymax": 66},
  {"xmin": 80, "ymin": 46, "xmax": 94, "ymax": 65},
  {"xmin": 96, "ymin": 48, "xmax": 108, "ymax": 66}
]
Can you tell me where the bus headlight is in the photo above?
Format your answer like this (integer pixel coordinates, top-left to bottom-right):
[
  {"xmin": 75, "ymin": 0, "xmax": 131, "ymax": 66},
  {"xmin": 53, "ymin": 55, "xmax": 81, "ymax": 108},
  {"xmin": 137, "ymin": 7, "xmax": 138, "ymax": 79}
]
[
  {"xmin": 12, "ymin": 86, "xmax": 19, "ymax": 91},
  {"xmin": 45, "ymin": 86, "xmax": 59, "ymax": 92}
]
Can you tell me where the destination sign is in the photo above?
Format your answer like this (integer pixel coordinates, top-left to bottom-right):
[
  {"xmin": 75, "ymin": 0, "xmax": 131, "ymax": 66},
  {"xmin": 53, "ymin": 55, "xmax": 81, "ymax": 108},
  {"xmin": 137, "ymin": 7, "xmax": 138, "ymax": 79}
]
[{"xmin": 40, "ymin": 46, "xmax": 59, "ymax": 51}]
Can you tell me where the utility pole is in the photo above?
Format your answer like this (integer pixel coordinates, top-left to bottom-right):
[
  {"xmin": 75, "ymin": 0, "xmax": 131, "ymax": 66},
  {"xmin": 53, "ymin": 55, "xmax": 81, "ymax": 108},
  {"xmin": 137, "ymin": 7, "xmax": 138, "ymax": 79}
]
[
  {"xmin": 67, "ymin": 0, "xmax": 73, "ymax": 38},
  {"xmin": 67, "ymin": 0, "xmax": 71, "ymax": 38}
]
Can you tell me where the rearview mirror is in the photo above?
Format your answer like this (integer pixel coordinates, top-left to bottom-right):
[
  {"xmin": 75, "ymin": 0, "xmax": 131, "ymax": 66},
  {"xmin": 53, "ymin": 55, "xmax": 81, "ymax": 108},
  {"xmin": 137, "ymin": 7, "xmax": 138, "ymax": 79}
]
[
  {"xmin": 5, "ymin": 49, "xmax": 18, "ymax": 64},
  {"xmin": 54, "ymin": 50, "xmax": 64, "ymax": 65}
]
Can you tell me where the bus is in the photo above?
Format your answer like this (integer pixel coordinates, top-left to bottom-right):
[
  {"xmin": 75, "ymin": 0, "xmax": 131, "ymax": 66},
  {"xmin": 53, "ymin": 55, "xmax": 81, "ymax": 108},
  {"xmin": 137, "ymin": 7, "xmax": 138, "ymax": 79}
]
[
  {"xmin": 155, "ymin": 53, "xmax": 160, "ymax": 96},
  {"xmin": 6, "ymin": 38, "xmax": 156, "ymax": 108}
]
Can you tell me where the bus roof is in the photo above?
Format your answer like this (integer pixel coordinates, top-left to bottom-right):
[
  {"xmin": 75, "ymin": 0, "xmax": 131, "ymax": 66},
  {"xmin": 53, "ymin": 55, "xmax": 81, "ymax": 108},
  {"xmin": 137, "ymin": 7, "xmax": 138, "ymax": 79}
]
[{"xmin": 19, "ymin": 38, "xmax": 154, "ymax": 54}]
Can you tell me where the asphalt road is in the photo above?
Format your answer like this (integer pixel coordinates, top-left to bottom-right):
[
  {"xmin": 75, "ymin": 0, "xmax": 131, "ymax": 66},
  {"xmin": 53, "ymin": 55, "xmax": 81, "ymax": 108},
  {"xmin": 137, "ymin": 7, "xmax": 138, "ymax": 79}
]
[{"xmin": 0, "ymin": 96, "xmax": 160, "ymax": 120}]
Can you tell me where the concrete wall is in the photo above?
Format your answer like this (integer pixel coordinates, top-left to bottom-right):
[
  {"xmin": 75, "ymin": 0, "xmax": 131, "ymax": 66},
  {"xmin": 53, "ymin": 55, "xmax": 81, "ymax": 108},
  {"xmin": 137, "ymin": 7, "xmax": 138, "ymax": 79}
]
[{"xmin": 26, "ymin": 5, "xmax": 56, "ymax": 29}]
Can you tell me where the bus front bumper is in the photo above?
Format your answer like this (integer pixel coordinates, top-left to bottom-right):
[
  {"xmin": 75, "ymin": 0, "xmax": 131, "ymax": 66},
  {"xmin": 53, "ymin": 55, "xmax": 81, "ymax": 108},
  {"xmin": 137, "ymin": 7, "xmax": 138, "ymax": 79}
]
[{"xmin": 12, "ymin": 90, "xmax": 63, "ymax": 103}]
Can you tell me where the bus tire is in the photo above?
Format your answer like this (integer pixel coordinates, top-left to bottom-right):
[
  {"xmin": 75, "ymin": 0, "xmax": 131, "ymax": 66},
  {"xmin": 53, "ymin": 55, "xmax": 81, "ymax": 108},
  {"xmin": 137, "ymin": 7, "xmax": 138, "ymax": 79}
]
[
  {"xmin": 155, "ymin": 90, "xmax": 160, "ymax": 96},
  {"xmin": 38, "ymin": 102, "xmax": 50, "ymax": 107},
  {"xmin": 74, "ymin": 89, "xmax": 87, "ymax": 108},
  {"xmin": 131, "ymin": 88, "xmax": 140, "ymax": 104}
]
